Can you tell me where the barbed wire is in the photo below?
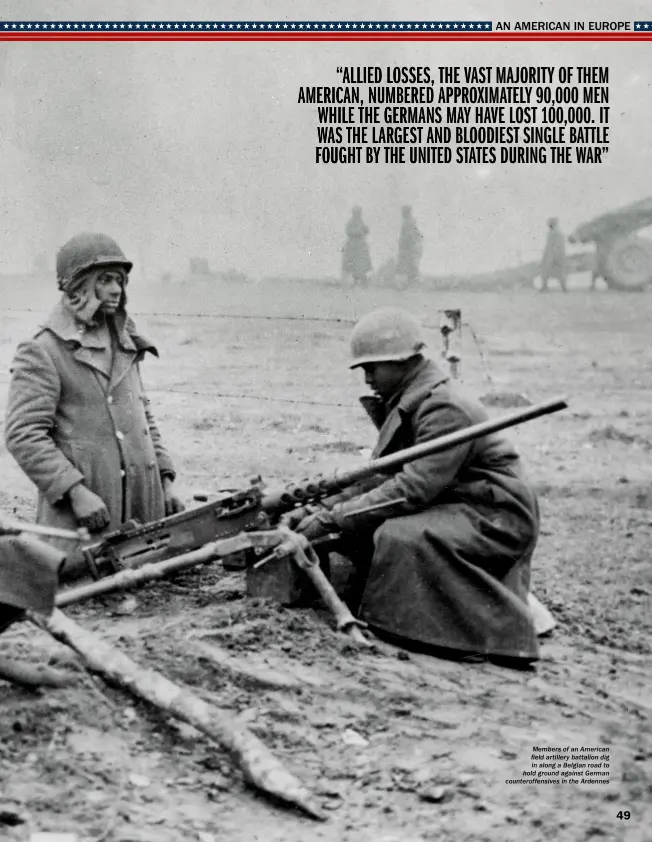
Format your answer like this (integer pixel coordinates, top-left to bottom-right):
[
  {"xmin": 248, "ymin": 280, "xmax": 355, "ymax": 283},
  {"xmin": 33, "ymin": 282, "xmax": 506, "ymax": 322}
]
[
  {"xmin": 0, "ymin": 375, "xmax": 362, "ymax": 408},
  {"xmin": 0, "ymin": 306, "xmax": 498, "ymax": 403},
  {"xmin": 462, "ymin": 321, "xmax": 494, "ymax": 385},
  {"xmin": 0, "ymin": 306, "xmax": 460, "ymax": 332},
  {"xmin": 0, "ymin": 306, "xmax": 358, "ymax": 325},
  {"xmin": 152, "ymin": 386, "xmax": 360, "ymax": 408}
]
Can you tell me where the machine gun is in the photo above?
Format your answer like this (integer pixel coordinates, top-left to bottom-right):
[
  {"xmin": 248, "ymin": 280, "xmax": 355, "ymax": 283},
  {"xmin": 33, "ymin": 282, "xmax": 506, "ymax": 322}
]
[{"xmin": 56, "ymin": 396, "xmax": 567, "ymax": 614}]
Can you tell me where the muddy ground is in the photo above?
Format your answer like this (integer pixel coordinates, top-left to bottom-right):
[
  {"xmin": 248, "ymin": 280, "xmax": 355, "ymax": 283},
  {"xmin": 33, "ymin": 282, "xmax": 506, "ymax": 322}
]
[{"xmin": 0, "ymin": 277, "xmax": 651, "ymax": 841}]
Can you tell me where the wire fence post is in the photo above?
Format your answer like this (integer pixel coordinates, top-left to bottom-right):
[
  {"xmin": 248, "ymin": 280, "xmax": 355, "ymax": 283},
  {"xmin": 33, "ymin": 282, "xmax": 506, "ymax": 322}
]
[{"xmin": 440, "ymin": 309, "xmax": 462, "ymax": 380}]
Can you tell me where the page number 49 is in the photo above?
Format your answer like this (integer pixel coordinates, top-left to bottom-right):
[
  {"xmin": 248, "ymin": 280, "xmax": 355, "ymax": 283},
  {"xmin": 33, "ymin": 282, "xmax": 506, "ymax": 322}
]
[{"xmin": 616, "ymin": 811, "xmax": 631, "ymax": 820}]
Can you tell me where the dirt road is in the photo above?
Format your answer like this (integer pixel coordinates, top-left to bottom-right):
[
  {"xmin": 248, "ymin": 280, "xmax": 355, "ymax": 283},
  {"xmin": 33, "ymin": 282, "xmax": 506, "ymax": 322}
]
[{"xmin": 1, "ymin": 279, "xmax": 650, "ymax": 841}]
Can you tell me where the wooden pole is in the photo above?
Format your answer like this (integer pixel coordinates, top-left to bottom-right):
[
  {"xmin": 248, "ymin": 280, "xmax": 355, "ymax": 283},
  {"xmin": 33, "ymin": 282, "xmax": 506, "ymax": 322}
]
[{"xmin": 30, "ymin": 609, "xmax": 325, "ymax": 821}]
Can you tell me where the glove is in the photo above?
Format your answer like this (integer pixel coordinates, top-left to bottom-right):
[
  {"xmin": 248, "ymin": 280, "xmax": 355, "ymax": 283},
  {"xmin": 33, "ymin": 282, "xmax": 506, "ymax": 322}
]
[{"xmin": 294, "ymin": 509, "xmax": 340, "ymax": 543}]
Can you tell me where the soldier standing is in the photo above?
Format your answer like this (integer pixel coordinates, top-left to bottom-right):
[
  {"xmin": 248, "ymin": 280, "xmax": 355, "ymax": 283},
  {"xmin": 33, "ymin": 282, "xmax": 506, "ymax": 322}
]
[
  {"xmin": 589, "ymin": 237, "xmax": 612, "ymax": 292},
  {"xmin": 341, "ymin": 206, "xmax": 372, "ymax": 287},
  {"xmin": 540, "ymin": 217, "xmax": 568, "ymax": 292},
  {"xmin": 4, "ymin": 233, "xmax": 184, "ymax": 574},
  {"xmin": 396, "ymin": 205, "xmax": 423, "ymax": 287}
]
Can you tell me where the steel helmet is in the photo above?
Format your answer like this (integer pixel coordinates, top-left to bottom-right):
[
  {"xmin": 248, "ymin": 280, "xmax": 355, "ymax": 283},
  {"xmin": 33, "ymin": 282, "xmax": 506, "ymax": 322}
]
[
  {"xmin": 349, "ymin": 307, "xmax": 426, "ymax": 369},
  {"xmin": 56, "ymin": 232, "xmax": 133, "ymax": 283}
]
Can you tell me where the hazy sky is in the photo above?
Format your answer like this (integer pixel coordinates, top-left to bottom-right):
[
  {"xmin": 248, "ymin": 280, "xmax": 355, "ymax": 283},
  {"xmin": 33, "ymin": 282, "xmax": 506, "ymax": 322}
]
[{"xmin": 1, "ymin": 0, "xmax": 650, "ymax": 279}]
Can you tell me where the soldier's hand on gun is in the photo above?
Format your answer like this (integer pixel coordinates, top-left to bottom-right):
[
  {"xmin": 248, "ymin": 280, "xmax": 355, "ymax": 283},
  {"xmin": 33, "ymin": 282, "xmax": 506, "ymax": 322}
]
[
  {"xmin": 68, "ymin": 484, "xmax": 111, "ymax": 533},
  {"xmin": 162, "ymin": 476, "xmax": 185, "ymax": 516},
  {"xmin": 294, "ymin": 509, "xmax": 340, "ymax": 542},
  {"xmin": 282, "ymin": 504, "xmax": 322, "ymax": 531}
]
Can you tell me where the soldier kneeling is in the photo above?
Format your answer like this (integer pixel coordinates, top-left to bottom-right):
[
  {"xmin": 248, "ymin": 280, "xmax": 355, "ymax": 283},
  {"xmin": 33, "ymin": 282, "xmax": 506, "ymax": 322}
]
[{"xmin": 289, "ymin": 308, "xmax": 545, "ymax": 668}]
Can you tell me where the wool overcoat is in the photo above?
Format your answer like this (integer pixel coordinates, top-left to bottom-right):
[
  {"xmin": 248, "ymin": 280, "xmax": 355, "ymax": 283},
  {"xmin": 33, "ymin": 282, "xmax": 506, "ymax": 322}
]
[
  {"xmin": 0, "ymin": 536, "xmax": 64, "ymax": 631},
  {"xmin": 4, "ymin": 302, "xmax": 175, "ymax": 554},
  {"xmin": 329, "ymin": 358, "xmax": 540, "ymax": 660}
]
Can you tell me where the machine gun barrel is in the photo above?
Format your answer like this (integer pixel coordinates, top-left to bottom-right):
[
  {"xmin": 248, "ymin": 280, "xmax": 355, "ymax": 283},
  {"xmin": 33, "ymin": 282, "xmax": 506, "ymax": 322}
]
[
  {"xmin": 57, "ymin": 395, "xmax": 566, "ymax": 595},
  {"xmin": 261, "ymin": 396, "xmax": 567, "ymax": 513}
]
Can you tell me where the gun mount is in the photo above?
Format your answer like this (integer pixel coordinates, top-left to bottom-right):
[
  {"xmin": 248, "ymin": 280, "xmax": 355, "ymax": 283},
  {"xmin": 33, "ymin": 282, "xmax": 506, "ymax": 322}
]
[{"xmin": 56, "ymin": 396, "xmax": 568, "ymax": 605}]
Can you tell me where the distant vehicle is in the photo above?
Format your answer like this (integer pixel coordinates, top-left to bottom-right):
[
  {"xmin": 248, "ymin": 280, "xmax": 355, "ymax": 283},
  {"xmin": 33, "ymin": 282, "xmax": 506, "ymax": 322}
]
[{"xmin": 569, "ymin": 197, "xmax": 652, "ymax": 291}]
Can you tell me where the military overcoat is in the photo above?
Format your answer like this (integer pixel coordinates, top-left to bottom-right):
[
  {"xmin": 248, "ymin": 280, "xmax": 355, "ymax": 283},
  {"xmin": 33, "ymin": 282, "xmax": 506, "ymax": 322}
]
[
  {"xmin": 0, "ymin": 536, "xmax": 64, "ymax": 631},
  {"xmin": 4, "ymin": 302, "xmax": 174, "ymax": 549},
  {"xmin": 329, "ymin": 358, "xmax": 540, "ymax": 660}
]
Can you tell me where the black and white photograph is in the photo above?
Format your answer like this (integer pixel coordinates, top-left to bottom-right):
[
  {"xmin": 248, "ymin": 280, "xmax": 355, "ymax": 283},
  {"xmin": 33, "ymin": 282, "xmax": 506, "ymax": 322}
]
[{"xmin": 0, "ymin": 2, "xmax": 650, "ymax": 840}]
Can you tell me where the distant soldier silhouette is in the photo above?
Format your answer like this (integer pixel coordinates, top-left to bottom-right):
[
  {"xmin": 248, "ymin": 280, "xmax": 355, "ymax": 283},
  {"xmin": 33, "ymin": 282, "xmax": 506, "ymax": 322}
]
[
  {"xmin": 342, "ymin": 206, "xmax": 372, "ymax": 287},
  {"xmin": 396, "ymin": 205, "xmax": 423, "ymax": 288},
  {"xmin": 589, "ymin": 237, "xmax": 614, "ymax": 292},
  {"xmin": 540, "ymin": 217, "xmax": 568, "ymax": 292}
]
